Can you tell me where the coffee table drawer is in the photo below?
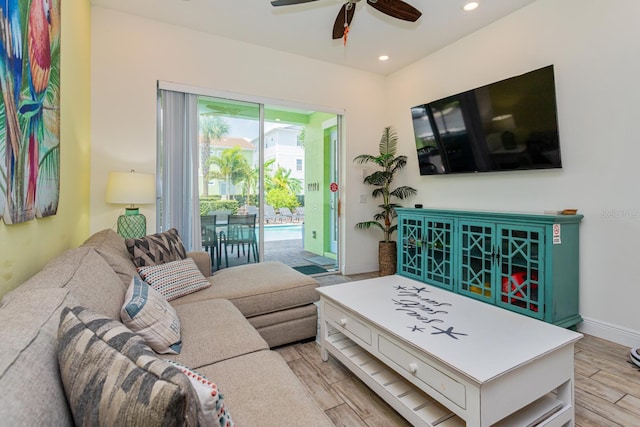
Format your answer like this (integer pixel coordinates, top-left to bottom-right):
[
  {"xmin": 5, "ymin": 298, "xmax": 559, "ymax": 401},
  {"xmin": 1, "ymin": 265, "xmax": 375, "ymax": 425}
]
[
  {"xmin": 324, "ymin": 303, "xmax": 372, "ymax": 346},
  {"xmin": 378, "ymin": 335, "xmax": 466, "ymax": 409}
]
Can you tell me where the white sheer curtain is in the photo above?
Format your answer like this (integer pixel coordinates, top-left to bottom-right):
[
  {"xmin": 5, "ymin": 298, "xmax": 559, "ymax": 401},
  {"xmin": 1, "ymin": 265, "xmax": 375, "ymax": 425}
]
[{"xmin": 157, "ymin": 89, "xmax": 201, "ymax": 251}]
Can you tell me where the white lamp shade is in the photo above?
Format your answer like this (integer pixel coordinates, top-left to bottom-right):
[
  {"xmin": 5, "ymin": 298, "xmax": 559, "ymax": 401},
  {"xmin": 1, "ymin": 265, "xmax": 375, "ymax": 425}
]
[
  {"xmin": 492, "ymin": 114, "xmax": 516, "ymax": 131},
  {"xmin": 106, "ymin": 171, "xmax": 156, "ymax": 205}
]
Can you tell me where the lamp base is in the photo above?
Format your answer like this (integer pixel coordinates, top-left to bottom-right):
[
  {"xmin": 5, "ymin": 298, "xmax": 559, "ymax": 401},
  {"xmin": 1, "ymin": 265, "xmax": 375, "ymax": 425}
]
[{"xmin": 117, "ymin": 211, "xmax": 146, "ymax": 239}]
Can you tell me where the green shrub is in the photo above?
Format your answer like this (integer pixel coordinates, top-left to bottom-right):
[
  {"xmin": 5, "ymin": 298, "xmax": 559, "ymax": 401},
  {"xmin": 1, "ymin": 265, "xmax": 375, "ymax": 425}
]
[
  {"xmin": 266, "ymin": 188, "xmax": 298, "ymax": 210},
  {"xmin": 199, "ymin": 198, "xmax": 239, "ymax": 215}
]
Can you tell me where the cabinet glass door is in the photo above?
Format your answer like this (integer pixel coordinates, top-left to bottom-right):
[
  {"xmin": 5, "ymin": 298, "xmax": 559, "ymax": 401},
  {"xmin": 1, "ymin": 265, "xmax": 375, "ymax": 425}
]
[
  {"xmin": 424, "ymin": 218, "xmax": 454, "ymax": 290},
  {"xmin": 398, "ymin": 215, "xmax": 424, "ymax": 280},
  {"xmin": 497, "ymin": 225, "xmax": 545, "ymax": 319},
  {"xmin": 458, "ymin": 220, "xmax": 495, "ymax": 302}
]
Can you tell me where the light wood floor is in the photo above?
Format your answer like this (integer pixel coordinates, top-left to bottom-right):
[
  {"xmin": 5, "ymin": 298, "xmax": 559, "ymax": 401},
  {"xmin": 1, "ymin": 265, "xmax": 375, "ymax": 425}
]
[{"xmin": 276, "ymin": 273, "xmax": 640, "ymax": 427}]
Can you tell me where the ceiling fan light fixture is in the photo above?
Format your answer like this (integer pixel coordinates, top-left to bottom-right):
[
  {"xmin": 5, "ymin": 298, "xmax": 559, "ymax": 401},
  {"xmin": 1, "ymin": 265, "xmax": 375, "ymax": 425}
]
[
  {"xmin": 463, "ymin": 2, "xmax": 479, "ymax": 12},
  {"xmin": 275, "ymin": 0, "xmax": 422, "ymax": 39}
]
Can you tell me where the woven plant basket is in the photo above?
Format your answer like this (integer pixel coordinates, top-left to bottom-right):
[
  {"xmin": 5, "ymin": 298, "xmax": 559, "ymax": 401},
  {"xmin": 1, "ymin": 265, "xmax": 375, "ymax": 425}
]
[{"xmin": 378, "ymin": 241, "xmax": 397, "ymax": 276}]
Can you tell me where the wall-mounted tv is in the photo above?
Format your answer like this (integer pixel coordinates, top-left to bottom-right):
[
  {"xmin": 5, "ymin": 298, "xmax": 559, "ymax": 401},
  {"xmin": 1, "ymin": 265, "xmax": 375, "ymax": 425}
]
[{"xmin": 411, "ymin": 65, "xmax": 562, "ymax": 175}]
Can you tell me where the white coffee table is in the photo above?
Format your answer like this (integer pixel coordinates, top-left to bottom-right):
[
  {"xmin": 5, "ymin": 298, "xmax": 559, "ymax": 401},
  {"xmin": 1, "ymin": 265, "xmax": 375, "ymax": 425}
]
[{"xmin": 317, "ymin": 275, "xmax": 582, "ymax": 427}]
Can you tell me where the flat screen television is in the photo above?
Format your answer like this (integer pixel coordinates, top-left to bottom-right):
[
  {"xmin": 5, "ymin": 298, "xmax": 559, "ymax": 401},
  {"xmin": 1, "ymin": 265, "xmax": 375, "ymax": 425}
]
[{"xmin": 411, "ymin": 65, "xmax": 562, "ymax": 175}]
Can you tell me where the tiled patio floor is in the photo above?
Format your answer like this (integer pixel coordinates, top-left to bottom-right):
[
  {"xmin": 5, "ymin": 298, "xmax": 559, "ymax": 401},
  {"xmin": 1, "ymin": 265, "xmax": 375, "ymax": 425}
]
[{"xmin": 213, "ymin": 238, "xmax": 338, "ymax": 274}]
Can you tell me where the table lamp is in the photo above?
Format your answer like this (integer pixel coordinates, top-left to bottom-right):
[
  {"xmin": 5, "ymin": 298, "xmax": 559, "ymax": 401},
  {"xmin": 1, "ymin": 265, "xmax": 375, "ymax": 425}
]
[{"xmin": 106, "ymin": 170, "xmax": 155, "ymax": 239}]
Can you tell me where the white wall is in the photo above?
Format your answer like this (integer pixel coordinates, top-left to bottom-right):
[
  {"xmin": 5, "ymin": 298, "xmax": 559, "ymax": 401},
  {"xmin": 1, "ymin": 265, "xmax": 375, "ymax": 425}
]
[
  {"xmin": 91, "ymin": 7, "xmax": 386, "ymax": 275},
  {"xmin": 387, "ymin": 0, "xmax": 640, "ymax": 344}
]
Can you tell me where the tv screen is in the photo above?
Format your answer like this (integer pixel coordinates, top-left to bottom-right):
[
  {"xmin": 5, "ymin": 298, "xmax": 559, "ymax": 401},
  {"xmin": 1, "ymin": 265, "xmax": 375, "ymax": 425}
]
[{"xmin": 411, "ymin": 65, "xmax": 562, "ymax": 175}]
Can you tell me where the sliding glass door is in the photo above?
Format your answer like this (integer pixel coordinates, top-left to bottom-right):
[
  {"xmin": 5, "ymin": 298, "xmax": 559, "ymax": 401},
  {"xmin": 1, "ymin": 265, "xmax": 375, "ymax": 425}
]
[{"xmin": 193, "ymin": 95, "xmax": 340, "ymax": 274}]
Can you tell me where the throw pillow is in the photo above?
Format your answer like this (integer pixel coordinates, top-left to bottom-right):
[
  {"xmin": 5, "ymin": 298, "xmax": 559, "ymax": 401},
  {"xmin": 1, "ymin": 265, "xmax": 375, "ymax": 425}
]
[
  {"xmin": 57, "ymin": 306, "xmax": 205, "ymax": 426},
  {"xmin": 165, "ymin": 360, "xmax": 235, "ymax": 427},
  {"xmin": 126, "ymin": 228, "xmax": 187, "ymax": 268},
  {"xmin": 137, "ymin": 258, "xmax": 211, "ymax": 301},
  {"xmin": 121, "ymin": 275, "xmax": 182, "ymax": 354}
]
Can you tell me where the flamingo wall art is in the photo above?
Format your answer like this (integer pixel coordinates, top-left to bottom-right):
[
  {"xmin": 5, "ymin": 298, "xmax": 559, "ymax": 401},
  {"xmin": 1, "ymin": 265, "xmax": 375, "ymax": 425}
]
[{"xmin": 0, "ymin": 0, "xmax": 61, "ymax": 224}]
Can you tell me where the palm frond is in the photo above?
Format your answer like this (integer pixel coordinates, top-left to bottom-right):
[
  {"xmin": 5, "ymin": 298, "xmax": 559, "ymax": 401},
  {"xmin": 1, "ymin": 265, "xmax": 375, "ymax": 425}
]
[
  {"xmin": 373, "ymin": 212, "xmax": 386, "ymax": 222},
  {"xmin": 390, "ymin": 186, "xmax": 418, "ymax": 200},
  {"xmin": 379, "ymin": 126, "xmax": 397, "ymax": 157},
  {"xmin": 364, "ymin": 171, "xmax": 390, "ymax": 187},
  {"xmin": 371, "ymin": 187, "xmax": 388, "ymax": 199},
  {"xmin": 355, "ymin": 221, "xmax": 385, "ymax": 232},
  {"xmin": 37, "ymin": 144, "xmax": 61, "ymax": 216},
  {"xmin": 353, "ymin": 154, "xmax": 377, "ymax": 164},
  {"xmin": 389, "ymin": 156, "xmax": 408, "ymax": 173}
]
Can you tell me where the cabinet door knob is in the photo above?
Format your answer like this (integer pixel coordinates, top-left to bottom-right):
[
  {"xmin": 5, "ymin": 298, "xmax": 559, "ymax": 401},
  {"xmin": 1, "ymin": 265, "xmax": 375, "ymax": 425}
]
[
  {"xmin": 408, "ymin": 362, "xmax": 418, "ymax": 374},
  {"xmin": 339, "ymin": 318, "xmax": 347, "ymax": 327}
]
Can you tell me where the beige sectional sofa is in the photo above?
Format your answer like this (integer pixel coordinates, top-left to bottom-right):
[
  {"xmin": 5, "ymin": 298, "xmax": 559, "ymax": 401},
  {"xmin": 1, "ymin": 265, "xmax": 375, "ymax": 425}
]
[{"xmin": 0, "ymin": 229, "xmax": 333, "ymax": 426}]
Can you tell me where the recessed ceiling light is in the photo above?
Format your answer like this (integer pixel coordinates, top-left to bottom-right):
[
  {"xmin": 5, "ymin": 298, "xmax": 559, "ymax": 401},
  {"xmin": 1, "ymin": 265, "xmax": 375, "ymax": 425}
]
[
  {"xmin": 463, "ymin": 2, "xmax": 479, "ymax": 11},
  {"xmin": 378, "ymin": 55, "xmax": 389, "ymax": 61}
]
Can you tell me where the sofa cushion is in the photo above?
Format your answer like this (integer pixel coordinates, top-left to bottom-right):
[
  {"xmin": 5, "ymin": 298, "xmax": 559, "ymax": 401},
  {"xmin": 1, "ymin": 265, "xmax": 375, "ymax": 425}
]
[
  {"xmin": 165, "ymin": 360, "xmax": 234, "ymax": 426},
  {"xmin": 0, "ymin": 288, "xmax": 76, "ymax": 426},
  {"xmin": 248, "ymin": 304, "xmax": 319, "ymax": 348},
  {"xmin": 189, "ymin": 250, "xmax": 213, "ymax": 277},
  {"xmin": 170, "ymin": 261, "xmax": 319, "ymax": 318},
  {"xmin": 57, "ymin": 306, "xmax": 204, "ymax": 426},
  {"xmin": 121, "ymin": 276, "xmax": 182, "ymax": 354},
  {"xmin": 198, "ymin": 350, "xmax": 333, "ymax": 426},
  {"xmin": 81, "ymin": 228, "xmax": 138, "ymax": 287},
  {"xmin": 126, "ymin": 228, "xmax": 187, "ymax": 268},
  {"xmin": 138, "ymin": 258, "xmax": 211, "ymax": 301},
  {"xmin": 1, "ymin": 247, "xmax": 126, "ymax": 319},
  {"xmin": 166, "ymin": 299, "xmax": 268, "ymax": 369}
]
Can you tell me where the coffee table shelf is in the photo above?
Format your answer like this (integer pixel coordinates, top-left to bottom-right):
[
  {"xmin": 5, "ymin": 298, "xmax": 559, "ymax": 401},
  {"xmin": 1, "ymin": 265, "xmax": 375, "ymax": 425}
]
[{"xmin": 326, "ymin": 329, "xmax": 464, "ymax": 426}]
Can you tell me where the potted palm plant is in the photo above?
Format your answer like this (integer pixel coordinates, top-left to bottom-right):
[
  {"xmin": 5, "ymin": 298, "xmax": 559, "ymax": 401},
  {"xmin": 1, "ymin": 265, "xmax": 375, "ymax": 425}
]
[{"xmin": 354, "ymin": 126, "xmax": 417, "ymax": 276}]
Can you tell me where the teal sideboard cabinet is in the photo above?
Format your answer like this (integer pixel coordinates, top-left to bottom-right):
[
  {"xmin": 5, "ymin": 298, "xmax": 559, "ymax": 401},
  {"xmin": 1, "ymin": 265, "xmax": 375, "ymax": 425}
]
[{"xmin": 396, "ymin": 208, "xmax": 583, "ymax": 328}]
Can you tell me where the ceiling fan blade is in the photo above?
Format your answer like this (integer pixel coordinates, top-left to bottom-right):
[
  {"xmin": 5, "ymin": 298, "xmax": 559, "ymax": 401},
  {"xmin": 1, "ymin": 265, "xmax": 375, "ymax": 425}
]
[
  {"xmin": 271, "ymin": 0, "xmax": 319, "ymax": 6},
  {"xmin": 332, "ymin": 3, "xmax": 356, "ymax": 39},
  {"xmin": 367, "ymin": 0, "xmax": 421, "ymax": 22}
]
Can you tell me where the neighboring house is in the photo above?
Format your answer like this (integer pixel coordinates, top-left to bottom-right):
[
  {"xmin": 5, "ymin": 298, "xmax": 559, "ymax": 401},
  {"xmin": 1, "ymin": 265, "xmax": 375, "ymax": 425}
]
[{"xmin": 259, "ymin": 126, "xmax": 305, "ymax": 187}]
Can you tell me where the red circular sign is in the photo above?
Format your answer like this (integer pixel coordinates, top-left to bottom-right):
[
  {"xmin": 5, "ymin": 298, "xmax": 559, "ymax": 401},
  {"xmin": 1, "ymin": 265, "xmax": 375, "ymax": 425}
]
[{"xmin": 330, "ymin": 182, "xmax": 338, "ymax": 192}]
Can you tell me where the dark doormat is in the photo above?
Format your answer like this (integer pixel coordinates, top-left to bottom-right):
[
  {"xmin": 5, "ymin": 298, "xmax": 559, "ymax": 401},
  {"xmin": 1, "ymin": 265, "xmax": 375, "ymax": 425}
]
[
  {"xmin": 293, "ymin": 265, "xmax": 328, "ymax": 275},
  {"xmin": 304, "ymin": 255, "xmax": 336, "ymax": 267}
]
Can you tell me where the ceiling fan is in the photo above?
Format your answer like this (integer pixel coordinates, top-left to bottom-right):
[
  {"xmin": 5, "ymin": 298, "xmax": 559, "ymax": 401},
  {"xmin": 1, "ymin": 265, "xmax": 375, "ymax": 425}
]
[{"xmin": 271, "ymin": 0, "xmax": 422, "ymax": 40}]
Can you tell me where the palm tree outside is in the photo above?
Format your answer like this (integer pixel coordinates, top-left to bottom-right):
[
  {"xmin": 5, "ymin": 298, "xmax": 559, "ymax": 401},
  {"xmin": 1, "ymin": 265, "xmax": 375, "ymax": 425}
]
[
  {"xmin": 265, "ymin": 164, "xmax": 302, "ymax": 211},
  {"xmin": 208, "ymin": 146, "xmax": 250, "ymax": 200},
  {"xmin": 199, "ymin": 114, "xmax": 230, "ymax": 197},
  {"xmin": 269, "ymin": 165, "xmax": 302, "ymax": 195}
]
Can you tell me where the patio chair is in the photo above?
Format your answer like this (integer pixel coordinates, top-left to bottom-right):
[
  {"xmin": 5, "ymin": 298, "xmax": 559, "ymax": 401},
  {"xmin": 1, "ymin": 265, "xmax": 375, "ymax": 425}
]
[
  {"xmin": 277, "ymin": 207, "xmax": 294, "ymax": 222},
  {"xmin": 263, "ymin": 205, "xmax": 277, "ymax": 223},
  {"xmin": 293, "ymin": 206, "xmax": 304, "ymax": 222},
  {"xmin": 208, "ymin": 210, "xmax": 230, "ymax": 226},
  {"xmin": 221, "ymin": 214, "xmax": 259, "ymax": 267},
  {"xmin": 201, "ymin": 215, "xmax": 221, "ymax": 271}
]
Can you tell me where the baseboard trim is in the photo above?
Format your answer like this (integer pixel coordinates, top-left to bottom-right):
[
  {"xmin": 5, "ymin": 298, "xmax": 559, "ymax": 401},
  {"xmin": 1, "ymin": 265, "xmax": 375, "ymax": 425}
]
[
  {"xmin": 578, "ymin": 317, "xmax": 640, "ymax": 348},
  {"xmin": 342, "ymin": 262, "xmax": 378, "ymax": 276}
]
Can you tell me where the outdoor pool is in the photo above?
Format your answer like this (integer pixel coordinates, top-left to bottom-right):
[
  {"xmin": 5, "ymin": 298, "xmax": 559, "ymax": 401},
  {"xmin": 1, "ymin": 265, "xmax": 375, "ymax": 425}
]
[{"xmin": 263, "ymin": 224, "xmax": 303, "ymax": 241}]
